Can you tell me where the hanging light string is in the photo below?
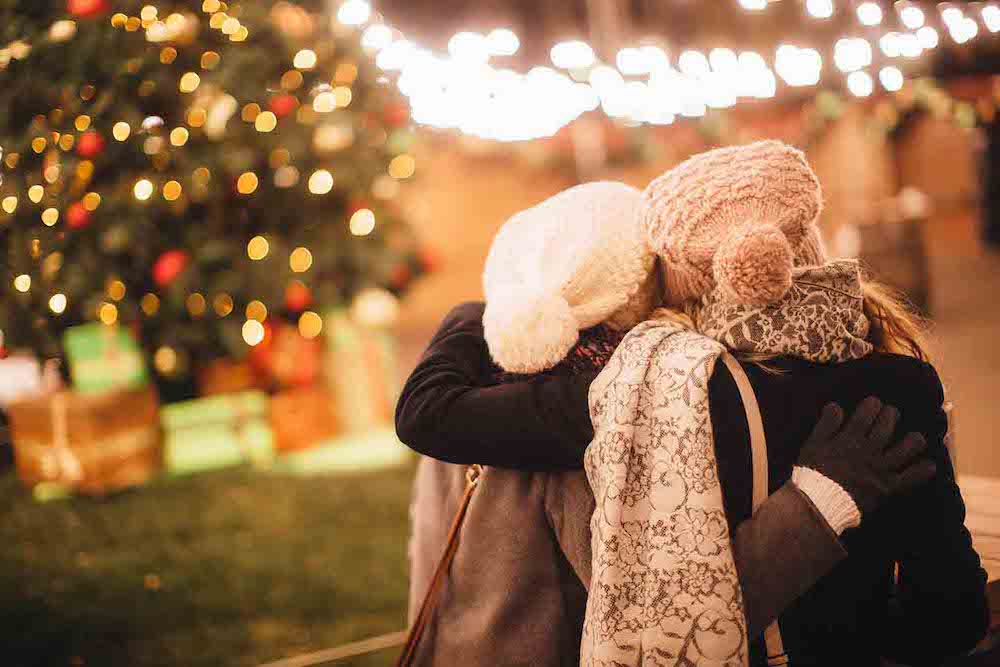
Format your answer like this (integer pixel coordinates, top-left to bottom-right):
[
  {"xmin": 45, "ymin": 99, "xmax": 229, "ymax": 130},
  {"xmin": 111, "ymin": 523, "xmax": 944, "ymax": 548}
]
[{"xmin": 335, "ymin": 0, "xmax": 1000, "ymax": 140}]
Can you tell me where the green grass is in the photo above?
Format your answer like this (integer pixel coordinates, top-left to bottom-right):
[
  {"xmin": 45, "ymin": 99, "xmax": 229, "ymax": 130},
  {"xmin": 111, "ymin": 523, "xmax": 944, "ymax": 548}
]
[{"xmin": 0, "ymin": 464, "xmax": 416, "ymax": 667}]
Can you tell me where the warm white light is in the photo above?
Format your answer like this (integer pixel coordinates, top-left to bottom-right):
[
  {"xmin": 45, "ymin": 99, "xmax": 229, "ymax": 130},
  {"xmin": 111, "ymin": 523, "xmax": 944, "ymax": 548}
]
[
  {"xmin": 879, "ymin": 66, "xmax": 904, "ymax": 91},
  {"xmin": 941, "ymin": 7, "xmax": 964, "ymax": 26},
  {"xmin": 857, "ymin": 2, "xmax": 882, "ymax": 26},
  {"xmin": 806, "ymin": 0, "xmax": 834, "ymax": 19},
  {"xmin": 916, "ymin": 26, "xmax": 939, "ymax": 49},
  {"xmin": 847, "ymin": 70, "xmax": 874, "ymax": 97},
  {"xmin": 589, "ymin": 65, "xmax": 625, "ymax": 94},
  {"xmin": 486, "ymin": 28, "xmax": 519, "ymax": 56},
  {"xmin": 550, "ymin": 40, "xmax": 595, "ymax": 69},
  {"xmin": 984, "ymin": 6, "xmax": 1000, "ymax": 33},
  {"xmin": 775, "ymin": 44, "xmax": 822, "ymax": 86},
  {"xmin": 834, "ymin": 37, "xmax": 872, "ymax": 72},
  {"xmin": 242, "ymin": 319, "xmax": 265, "ymax": 346},
  {"xmin": 361, "ymin": 25, "xmax": 393, "ymax": 51},
  {"xmin": 897, "ymin": 32, "xmax": 922, "ymax": 58},
  {"xmin": 448, "ymin": 32, "xmax": 489, "ymax": 64},
  {"xmin": 49, "ymin": 293, "xmax": 67, "ymax": 314},
  {"xmin": 337, "ymin": 0, "xmax": 371, "ymax": 26},
  {"xmin": 950, "ymin": 17, "xmax": 978, "ymax": 44},
  {"xmin": 617, "ymin": 47, "xmax": 650, "ymax": 75},
  {"xmin": 880, "ymin": 32, "xmax": 901, "ymax": 57},
  {"xmin": 900, "ymin": 6, "xmax": 925, "ymax": 29},
  {"xmin": 678, "ymin": 50, "xmax": 710, "ymax": 78},
  {"xmin": 376, "ymin": 40, "xmax": 415, "ymax": 70},
  {"xmin": 709, "ymin": 48, "xmax": 738, "ymax": 72},
  {"xmin": 738, "ymin": 0, "xmax": 767, "ymax": 10}
]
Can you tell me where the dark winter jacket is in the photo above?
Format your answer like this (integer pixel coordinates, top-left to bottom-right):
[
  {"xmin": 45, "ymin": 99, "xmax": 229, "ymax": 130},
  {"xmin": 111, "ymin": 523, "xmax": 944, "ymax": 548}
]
[{"xmin": 397, "ymin": 302, "xmax": 989, "ymax": 667}]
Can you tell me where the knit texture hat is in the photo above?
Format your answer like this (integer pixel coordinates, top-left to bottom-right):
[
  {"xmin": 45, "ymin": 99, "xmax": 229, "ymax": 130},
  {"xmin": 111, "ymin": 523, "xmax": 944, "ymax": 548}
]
[
  {"xmin": 483, "ymin": 181, "xmax": 656, "ymax": 374},
  {"xmin": 641, "ymin": 140, "xmax": 825, "ymax": 306}
]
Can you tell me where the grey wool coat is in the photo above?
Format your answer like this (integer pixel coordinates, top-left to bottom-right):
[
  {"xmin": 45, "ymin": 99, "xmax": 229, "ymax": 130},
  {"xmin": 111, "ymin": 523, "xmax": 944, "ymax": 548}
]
[{"xmin": 407, "ymin": 459, "xmax": 845, "ymax": 667}]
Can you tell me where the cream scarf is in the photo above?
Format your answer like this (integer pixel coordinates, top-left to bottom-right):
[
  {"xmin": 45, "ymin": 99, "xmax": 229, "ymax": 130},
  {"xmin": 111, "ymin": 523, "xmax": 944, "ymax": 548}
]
[{"xmin": 581, "ymin": 260, "xmax": 872, "ymax": 666}]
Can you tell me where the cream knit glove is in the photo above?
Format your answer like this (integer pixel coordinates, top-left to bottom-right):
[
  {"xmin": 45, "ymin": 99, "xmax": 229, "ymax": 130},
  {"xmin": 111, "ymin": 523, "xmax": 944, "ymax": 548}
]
[{"xmin": 792, "ymin": 466, "xmax": 861, "ymax": 535}]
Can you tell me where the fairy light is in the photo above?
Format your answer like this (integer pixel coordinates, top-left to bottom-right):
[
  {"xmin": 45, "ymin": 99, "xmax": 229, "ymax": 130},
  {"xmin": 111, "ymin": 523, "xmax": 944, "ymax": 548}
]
[
  {"xmin": 134, "ymin": 179, "xmax": 154, "ymax": 201},
  {"xmin": 247, "ymin": 235, "xmax": 269, "ymax": 260},
  {"xmin": 246, "ymin": 300, "xmax": 267, "ymax": 321},
  {"xmin": 41, "ymin": 208, "xmax": 59, "ymax": 226},
  {"xmin": 293, "ymin": 49, "xmax": 317, "ymax": 69},
  {"xmin": 28, "ymin": 185, "xmax": 44, "ymax": 203},
  {"xmin": 856, "ymin": 2, "xmax": 882, "ymax": 26},
  {"xmin": 806, "ymin": 0, "xmax": 834, "ymax": 20},
  {"xmin": 237, "ymin": 172, "xmax": 259, "ymax": 195},
  {"xmin": 486, "ymin": 28, "xmax": 519, "ymax": 56},
  {"xmin": 213, "ymin": 293, "xmax": 234, "ymax": 317},
  {"xmin": 255, "ymin": 111, "xmax": 277, "ymax": 132},
  {"xmin": 2, "ymin": 196, "xmax": 17, "ymax": 213},
  {"xmin": 99, "ymin": 303, "xmax": 118, "ymax": 325},
  {"xmin": 290, "ymin": 247, "xmax": 313, "ymax": 272},
  {"xmin": 179, "ymin": 72, "xmax": 201, "ymax": 93},
  {"xmin": 916, "ymin": 26, "xmax": 939, "ymax": 49},
  {"xmin": 349, "ymin": 208, "xmax": 376, "ymax": 235},
  {"xmin": 847, "ymin": 70, "xmax": 873, "ymax": 97},
  {"xmin": 775, "ymin": 45, "xmax": 822, "ymax": 86},
  {"xmin": 242, "ymin": 319, "xmax": 265, "ymax": 346},
  {"xmin": 879, "ymin": 66, "xmax": 904, "ymax": 91},
  {"xmin": 551, "ymin": 41, "xmax": 595, "ymax": 69},
  {"xmin": 984, "ymin": 6, "xmax": 1000, "ymax": 33},
  {"xmin": 738, "ymin": 0, "xmax": 767, "ymax": 10},
  {"xmin": 49, "ymin": 293, "xmax": 67, "ymax": 314},
  {"xmin": 298, "ymin": 311, "xmax": 323, "ymax": 339},
  {"xmin": 170, "ymin": 127, "xmax": 189, "ymax": 146},
  {"xmin": 388, "ymin": 154, "xmax": 416, "ymax": 179},
  {"xmin": 141, "ymin": 293, "xmax": 160, "ymax": 316},
  {"xmin": 337, "ymin": 0, "xmax": 371, "ymax": 26},
  {"xmin": 163, "ymin": 180, "xmax": 183, "ymax": 201},
  {"xmin": 308, "ymin": 169, "xmax": 334, "ymax": 194},
  {"xmin": 834, "ymin": 38, "xmax": 872, "ymax": 73},
  {"xmin": 361, "ymin": 25, "xmax": 393, "ymax": 51},
  {"xmin": 900, "ymin": 6, "xmax": 925, "ymax": 29},
  {"xmin": 14, "ymin": 274, "xmax": 31, "ymax": 292}
]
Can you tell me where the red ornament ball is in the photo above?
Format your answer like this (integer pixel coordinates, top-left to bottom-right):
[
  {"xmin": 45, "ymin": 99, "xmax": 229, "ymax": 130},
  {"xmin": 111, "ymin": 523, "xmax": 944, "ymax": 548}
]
[
  {"xmin": 67, "ymin": 0, "xmax": 109, "ymax": 18},
  {"xmin": 76, "ymin": 130, "xmax": 105, "ymax": 159},
  {"xmin": 284, "ymin": 281, "xmax": 312, "ymax": 312},
  {"xmin": 269, "ymin": 94, "xmax": 298, "ymax": 118},
  {"xmin": 383, "ymin": 102, "xmax": 410, "ymax": 128},
  {"xmin": 152, "ymin": 250, "xmax": 190, "ymax": 288},
  {"xmin": 66, "ymin": 202, "xmax": 91, "ymax": 229}
]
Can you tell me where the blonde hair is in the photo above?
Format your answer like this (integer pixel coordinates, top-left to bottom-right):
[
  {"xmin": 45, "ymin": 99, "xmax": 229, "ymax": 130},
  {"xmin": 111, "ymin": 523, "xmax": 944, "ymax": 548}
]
[{"xmin": 653, "ymin": 277, "xmax": 930, "ymax": 362}]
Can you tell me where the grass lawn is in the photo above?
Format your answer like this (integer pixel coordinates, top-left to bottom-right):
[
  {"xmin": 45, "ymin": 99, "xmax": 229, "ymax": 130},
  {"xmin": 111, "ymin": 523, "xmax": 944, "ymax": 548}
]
[{"xmin": 0, "ymin": 463, "xmax": 416, "ymax": 667}]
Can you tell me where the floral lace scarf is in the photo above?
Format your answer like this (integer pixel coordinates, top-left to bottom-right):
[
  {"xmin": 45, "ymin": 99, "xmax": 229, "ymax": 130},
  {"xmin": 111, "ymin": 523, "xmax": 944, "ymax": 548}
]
[{"xmin": 582, "ymin": 260, "xmax": 871, "ymax": 667}]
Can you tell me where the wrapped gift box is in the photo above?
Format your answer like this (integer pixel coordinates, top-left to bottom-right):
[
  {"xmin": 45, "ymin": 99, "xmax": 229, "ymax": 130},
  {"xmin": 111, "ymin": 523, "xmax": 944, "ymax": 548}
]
[
  {"xmin": 8, "ymin": 387, "xmax": 161, "ymax": 495},
  {"xmin": 324, "ymin": 309, "xmax": 399, "ymax": 433},
  {"xmin": 161, "ymin": 391, "xmax": 274, "ymax": 476},
  {"xmin": 270, "ymin": 386, "xmax": 338, "ymax": 453},
  {"xmin": 63, "ymin": 323, "xmax": 148, "ymax": 394},
  {"xmin": 197, "ymin": 358, "xmax": 266, "ymax": 396}
]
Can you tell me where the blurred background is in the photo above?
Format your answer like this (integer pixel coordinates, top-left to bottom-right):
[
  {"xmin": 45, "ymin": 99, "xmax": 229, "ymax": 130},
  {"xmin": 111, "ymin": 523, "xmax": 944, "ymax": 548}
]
[{"xmin": 1, "ymin": 1, "xmax": 999, "ymax": 665}]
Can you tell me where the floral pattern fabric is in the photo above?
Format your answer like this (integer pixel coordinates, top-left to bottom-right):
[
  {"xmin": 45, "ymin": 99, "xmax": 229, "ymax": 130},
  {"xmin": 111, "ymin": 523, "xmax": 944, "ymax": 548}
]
[{"xmin": 582, "ymin": 260, "xmax": 872, "ymax": 667}]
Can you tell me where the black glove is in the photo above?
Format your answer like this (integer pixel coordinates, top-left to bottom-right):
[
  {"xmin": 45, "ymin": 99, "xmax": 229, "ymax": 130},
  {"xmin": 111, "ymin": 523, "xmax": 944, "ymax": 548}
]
[{"xmin": 796, "ymin": 397, "xmax": 938, "ymax": 517}]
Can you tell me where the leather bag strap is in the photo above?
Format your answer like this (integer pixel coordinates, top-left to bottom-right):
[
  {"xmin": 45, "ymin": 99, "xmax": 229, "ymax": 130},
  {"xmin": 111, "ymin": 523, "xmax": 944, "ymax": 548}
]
[
  {"xmin": 396, "ymin": 464, "xmax": 483, "ymax": 667},
  {"xmin": 721, "ymin": 353, "xmax": 789, "ymax": 667}
]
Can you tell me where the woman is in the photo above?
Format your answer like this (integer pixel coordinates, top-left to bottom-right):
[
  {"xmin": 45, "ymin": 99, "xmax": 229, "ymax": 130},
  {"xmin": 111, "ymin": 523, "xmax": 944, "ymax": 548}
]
[{"xmin": 396, "ymin": 162, "xmax": 971, "ymax": 665}]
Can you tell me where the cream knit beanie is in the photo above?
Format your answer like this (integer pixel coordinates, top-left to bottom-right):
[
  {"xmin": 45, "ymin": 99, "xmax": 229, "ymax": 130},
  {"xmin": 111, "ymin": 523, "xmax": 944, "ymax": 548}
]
[
  {"xmin": 483, "ymin": 181, "xmax": 656, "ymax": 374},
  {"xmin": 641, "ymin": 140, "xmax": 825, "ymax": 306}
]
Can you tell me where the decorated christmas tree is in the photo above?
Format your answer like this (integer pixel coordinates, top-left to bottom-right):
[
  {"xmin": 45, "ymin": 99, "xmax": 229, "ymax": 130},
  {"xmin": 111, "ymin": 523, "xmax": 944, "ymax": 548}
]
[{"xmin": 0, "ymin": 0, "xmax": 424, "ymax": 385}]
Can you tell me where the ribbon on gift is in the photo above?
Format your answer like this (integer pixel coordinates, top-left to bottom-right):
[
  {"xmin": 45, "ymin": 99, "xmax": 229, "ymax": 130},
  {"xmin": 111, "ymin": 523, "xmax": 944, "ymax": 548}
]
[{"xmin": 42, "ymin": 392, "xmax": 84, "ymax": 484}]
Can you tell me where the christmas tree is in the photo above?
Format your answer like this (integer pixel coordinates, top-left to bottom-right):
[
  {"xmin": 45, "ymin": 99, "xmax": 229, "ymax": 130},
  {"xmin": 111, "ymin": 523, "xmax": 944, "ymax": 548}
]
[{"xmin": 0, "ymin": 0, "xmax": 423, "ymax": 383}]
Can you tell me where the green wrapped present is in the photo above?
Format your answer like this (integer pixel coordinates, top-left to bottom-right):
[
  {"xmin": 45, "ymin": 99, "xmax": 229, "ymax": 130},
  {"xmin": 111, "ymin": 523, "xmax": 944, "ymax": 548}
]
[
  {"xmin": 63, "ymin": 323, "xmax": 148, "ymax": 395},
  {"xmin": 272, "ymin": 426, "xmax": 411, "ymax": 476},
  {"xmin": 161, "ymin": 392, "xmax": 274, "ymax": 476}
]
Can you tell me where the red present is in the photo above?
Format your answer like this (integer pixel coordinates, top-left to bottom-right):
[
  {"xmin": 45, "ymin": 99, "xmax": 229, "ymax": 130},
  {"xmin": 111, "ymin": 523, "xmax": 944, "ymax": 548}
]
[{"xmin": 270, "ymin": 386, "xmax": 338, "ymax": 452}]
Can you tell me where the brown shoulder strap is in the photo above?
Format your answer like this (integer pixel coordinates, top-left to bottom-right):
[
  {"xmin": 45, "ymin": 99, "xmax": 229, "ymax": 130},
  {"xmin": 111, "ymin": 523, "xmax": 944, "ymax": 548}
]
[
  {"xmin": 396, "ymin": 464, "xmax": 483, "ymax": 667},
  {"xmin": 720, "ymin": 353, "xmax": 789, "ymax": 666}
]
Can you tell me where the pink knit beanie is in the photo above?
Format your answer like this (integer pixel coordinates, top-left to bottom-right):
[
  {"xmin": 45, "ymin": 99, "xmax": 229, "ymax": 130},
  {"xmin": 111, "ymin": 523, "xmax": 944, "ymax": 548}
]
[{"xmin": 641, "ymin": 140, "xmax": 825, "ymax": 306}]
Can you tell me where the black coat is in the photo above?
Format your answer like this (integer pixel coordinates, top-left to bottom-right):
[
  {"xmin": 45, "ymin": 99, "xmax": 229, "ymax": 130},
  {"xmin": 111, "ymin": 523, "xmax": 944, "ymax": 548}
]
[{"xmin": 396, "ymin": 302, "xmax": 990, "ymax": 666}]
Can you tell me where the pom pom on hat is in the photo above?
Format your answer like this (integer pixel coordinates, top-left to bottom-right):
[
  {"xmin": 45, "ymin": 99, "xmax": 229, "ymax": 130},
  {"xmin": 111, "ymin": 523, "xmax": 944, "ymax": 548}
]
[
  {"xmin": 713, "ymin": 224, "xmax": 793, "ymax": 305},
  {"xmin": 483, "ymin": 291, "xmax": 578, "ymax": 374}
]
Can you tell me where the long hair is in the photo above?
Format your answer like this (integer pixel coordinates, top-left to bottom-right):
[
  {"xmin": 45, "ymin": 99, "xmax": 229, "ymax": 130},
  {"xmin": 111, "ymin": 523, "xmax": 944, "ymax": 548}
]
[{"xmin": 653, "ymin": 276, "xmax": 930, "ymax": 362}]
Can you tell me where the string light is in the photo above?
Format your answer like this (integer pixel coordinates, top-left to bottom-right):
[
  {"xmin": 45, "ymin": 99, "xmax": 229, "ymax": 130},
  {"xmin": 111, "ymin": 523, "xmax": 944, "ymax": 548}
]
[
  {"xmin": 985, "ymin": 6, "xmax": 1000, "ymax": 33},
  {"xmin": 388, "ymin": 154, "xmax": 416, "ymax": 179},
  {"xmin": 834, "ymin": 38, "xmax": 872, "ymax": 73},
  {"xmin": 879, "ymin": 66, "xmax": 904, "ymax": 92},
  {"xmin": 361, "ymin": 25, "xmax": 393, "ymax": 51},
  {"xmin": 41, "ymin": 208, "xmax": 59, "ymax": 226},
  {"xmin": 179, "ymin": 72, "xmax": 201, "ymax": 93},
  {"xmin": 846, "ymin": 70, "xmax": 873, "ymax": 97},
  {"xmin": 738, "ymin": 0, "xmax": 767, "ymax": 10},
  {"xmin": 775, "ymin": 45, "xmax": 822, "ymax": 87},
  {"xmin": 856, "ymin": 3, "xmax": 882, "ymax": 26},
  {"xmin": 486, "ymin": 28, "xmax": 519, "ymax": 56},
  {"xmin": 2, "ymin": 196, "xmax": 17, "ymax": 213},
  {"xmin": 298, "ymin": 311, "xmax": 323, "ymax": 339},
  {"xmin": 349, "ymin": 208, "xmax": 376, "ymax": 235},
  {"xmin": 28, "ymin": 185, "xmax": 44, "ymax": 203},
  {"xmin": 141, "ymin": 293, "xmax": 160, "ymax": 316},
  {"xmin": 337, "ymin": 0, "xmax": 371, "ymax": 26},
  {"xmin": 14, "ymin": 274, "xmax": 31, "ymax": 292},
  {"xmin": 900, "ymin": 6, "xmax": 925, "ymax": 30},
  {"xmin": 237, "ymin": 172, "xmax": 259, "ymax": 194},
  {"xmin": 48, "ymin": 293, "xmax": 67, "ymax": 314},
  {"xmin": 107, "ymin": 279, "xmax": 126, "ymax": 301},
  {"xmin": 213, "ymin": 293, "xmax": 234, "ymax": 317},
  {"xmin": 134, "ymin": 179, "xmax": 154, "ymax": 201},
  {"xmin": 255, "ymin": 111, "xmax": 277, "ymax": 132},
  {"xmin": 242, "ymin": 319, "xmax": 265, "ymax": 346},
  {"xmin": 246, "ymin": 300, "xmax": 267, "ymax": 321},
  {"xmin": 916, "ymin": 26, "xmax": 939, "ymax": 49},
  {"xmin": 308, "ymin": 169, "xmax": 334, "ymax": 194},
  {"xmin": 293, "ymin": 49, "xmax": 317, "ymax": 69},
  {"xmin": 551, "ymin": 41, "xmax": 595, "ymax": 69},
  {"xmin": 247, "ymin": 235, "xmax": 269, "ymax": 260},
  {"xmin": 99, "ymin": 303, "xmax": 118, "ymax": 325},
  {"xmin": 290, "ymin": 247, "xmax": 313, "ymax": 272},
  {"xmin": 805, "ymin": 0, "xmax": 834, "ymax": 20}
]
